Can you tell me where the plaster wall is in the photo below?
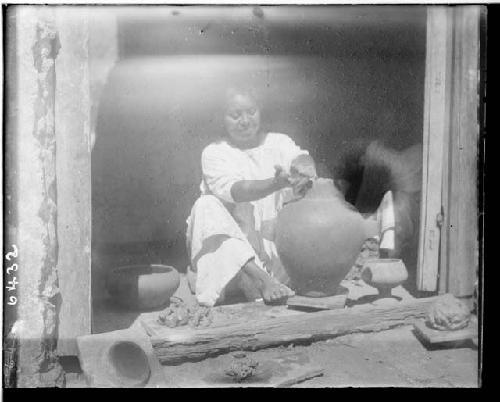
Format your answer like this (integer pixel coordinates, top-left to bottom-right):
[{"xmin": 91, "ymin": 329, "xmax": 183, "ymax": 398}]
[
  {"xmin": 91, "ymin": 9, "xmax": 426, "ymax": 270},
  {"xmin": 6, "ymin": 4, "xmax": 115, "ymax": 377},
  {"xmin": 54, "ymin": 7, "xmax": 93, "ymax": 355},
  {"xmin": 11, "ymin": 6, "xmax": 64, "ymax": 386}
]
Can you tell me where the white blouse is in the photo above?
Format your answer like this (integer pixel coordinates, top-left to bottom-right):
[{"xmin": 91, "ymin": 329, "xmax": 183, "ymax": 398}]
[
  {"xmin": 199, "ymin": 132, "xmax": 308, "ymax": 232},
  {"xmin": 200, "ymin": 132, "xmax": 308, "ymax": 203}
]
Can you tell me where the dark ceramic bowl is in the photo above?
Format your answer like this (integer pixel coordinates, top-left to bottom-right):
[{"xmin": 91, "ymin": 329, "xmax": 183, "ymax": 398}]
[{"xmin": 106, "ymin": 264, "xmax": 180, "ymax": 311}]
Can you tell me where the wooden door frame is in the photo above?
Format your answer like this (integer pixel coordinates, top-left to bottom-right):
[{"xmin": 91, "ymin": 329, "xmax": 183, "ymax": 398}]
[
  {"xmin": 418, "ymin": 6, "xmax": 482, "ymax": 296},
  {"xmin": 417, "ymin": 6, "xmax": 453, "ymax": 292}
]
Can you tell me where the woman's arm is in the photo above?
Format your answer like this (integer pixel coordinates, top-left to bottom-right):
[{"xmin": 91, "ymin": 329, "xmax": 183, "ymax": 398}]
[{"xmin": 230, "ymin": 166, "xmax": 290, "ymax": 203}]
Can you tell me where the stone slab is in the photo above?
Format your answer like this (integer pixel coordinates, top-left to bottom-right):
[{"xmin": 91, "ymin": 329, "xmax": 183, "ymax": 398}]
[{"xmin": 413, "ymin": 316, "xmax": 478, "ymax": 345}]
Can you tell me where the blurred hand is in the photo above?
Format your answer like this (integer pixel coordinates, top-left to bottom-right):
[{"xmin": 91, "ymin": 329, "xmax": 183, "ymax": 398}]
[
  {"xmin": 290, "ymin": 154, "xmax": 317, "ymax": 179},
  {"xmin": 290, "ymin": 176, "xmax": 313, "ymax": 198},
  {"xmin": 273, "ymin": 165, "xmax": 291, "ymax": 190},
  {"xmin": 289, "ymin": 155, "xmax": 316, "ymax": 198}
]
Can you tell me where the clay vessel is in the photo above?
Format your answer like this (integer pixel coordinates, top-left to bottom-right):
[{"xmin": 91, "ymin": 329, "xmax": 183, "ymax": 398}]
[
  {"xmin": 361, "ymin": 258, "xmax": 408, "ymax": 297},
  {"xmin": 107, "ymin": 341, "xmax": 151, "ymax": 387},
  {"xmin": 275, "ymin": 178, "xmax": 368, "ymax": 297},
  {"xmin": 107, "ymin": 264, "xmax": 180, "ymax": 311}
]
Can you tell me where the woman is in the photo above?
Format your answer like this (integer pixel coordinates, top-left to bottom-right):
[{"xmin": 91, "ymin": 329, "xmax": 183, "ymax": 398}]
[{"xmin": 186, "ymin": 88, "xmax": 317, "ymax": 307}]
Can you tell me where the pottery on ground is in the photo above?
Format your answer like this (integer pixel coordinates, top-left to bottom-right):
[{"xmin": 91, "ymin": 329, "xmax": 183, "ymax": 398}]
[
  {"xmin": 106, "ymin": 264, "xmax": 180, "ymax": 311},
  {"xmin": 107, "ymin": 341, "xmax": 151, "ymax": 387},
  {"xmin": 361, "ymin": 258, "xmax": 408, "ymax": 297},
  {"xmin": 275, "ymin": 178, "xmax": 369, "ymax": 297}
]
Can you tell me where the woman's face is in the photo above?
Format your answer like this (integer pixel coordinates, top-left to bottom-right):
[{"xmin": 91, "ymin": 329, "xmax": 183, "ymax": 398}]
[{"xmin": 224, "ymin": 94, "xmax": 261, "ymax": 147}]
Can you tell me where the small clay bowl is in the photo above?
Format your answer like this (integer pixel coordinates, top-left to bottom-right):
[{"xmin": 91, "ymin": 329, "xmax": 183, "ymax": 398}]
[
  {"xmin": 106, "ymin": 264, "xmax": 180, "ymax": 311},
  {"xmin": 361, "ymin": 258, "xmax": 408, "ymax": 298}
]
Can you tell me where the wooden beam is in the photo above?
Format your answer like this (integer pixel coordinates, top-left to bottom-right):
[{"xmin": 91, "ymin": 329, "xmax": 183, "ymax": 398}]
[
  {"xmin": 417, "ymin": 7, "xmax": 453, "ymax": 291},
  {"xmin": 441, "ymin": 6, "xmax": 481, "ymax": 296},
  {"xmin": 437, "ymin": 9, "xmax": 455, "ymax": 295},
  {"xmin": 150, "ymin": 297, "xmax": 439, "ymax": 365}
]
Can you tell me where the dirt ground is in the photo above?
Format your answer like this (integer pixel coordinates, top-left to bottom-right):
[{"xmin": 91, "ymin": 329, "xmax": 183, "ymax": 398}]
[
  {"xmin": 158, "ymin": 325, "xmax": 477, "ymax": 388},
  {"xmin": 83, "ymin": 275, "xmax": 479, "ymax": 388}
]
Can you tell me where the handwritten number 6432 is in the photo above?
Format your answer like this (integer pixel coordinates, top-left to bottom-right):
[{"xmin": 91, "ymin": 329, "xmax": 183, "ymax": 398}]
[
  {"xmin": 6, "ymin": 263, "xmax": 18, "ymax": 275},
  {"xmin": 5, "ymin": 245, "xmax": 18, "ymax": 261}
]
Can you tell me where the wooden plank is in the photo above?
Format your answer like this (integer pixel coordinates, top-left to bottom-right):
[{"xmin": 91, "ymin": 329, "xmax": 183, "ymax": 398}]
[
  {"xmin": 151, "ymin": 296, "xmax": 439, "ymax": 365},
  {"xmin": 444, "ymin": 6, "xmax": 481, "ymax": 297},
  {"xmin": 55, "ymin": 11, "xmax": 92, "ymax": 355},
  {"xmin": 438, "ymin": 9, "xmax": 456, "ymax": 295},
  {"xmin": 274, "ymin": 367, "xmax": 325, "ymax": 388},
  {"xmin": 287, "ymin": 287, "xmax": 348, "ymax": 310},
  {"xmin": 275, "ymin": 368, "xmax": 324, "ymax": 388},
  {"xmin": 413, "ymin": 316, "xmax": 478, "ymax": 344},
  {"xmin": 417, "ymin": 7, "xmax": 453, "ymax": 291},
  {"xmin": 286, "ymin": 295, "xmax": 346, "ymax": 311}
]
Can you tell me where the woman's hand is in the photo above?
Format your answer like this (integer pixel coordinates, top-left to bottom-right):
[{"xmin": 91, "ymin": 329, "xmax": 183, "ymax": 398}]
[
  {"xmin": 273, "ymin": 165, "xmax": 291, "ymax": 190},
  {"xmin": 289, "ymin": 154, "xmax": 317, "ymax": 198},
  {"xmin": 230, "ymin": 163, "xmax": 308, "ymax": 203},
  {"xmin": 290, "ymin": 154, "xmax": 317, "ymax": 179},
  {"xmin": 290, "ymin": 176, "xmax": 313, "ymax": 198}
]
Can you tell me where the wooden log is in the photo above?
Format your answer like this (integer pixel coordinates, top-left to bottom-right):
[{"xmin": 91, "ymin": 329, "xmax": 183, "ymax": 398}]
[{"xmin": 151, "ymin": 296, "xmax": 439, "ymax": 365}]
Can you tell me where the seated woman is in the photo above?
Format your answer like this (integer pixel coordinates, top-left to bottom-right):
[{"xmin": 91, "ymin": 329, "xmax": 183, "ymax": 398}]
[{"xmin": 186, "ymin": 88, "xmax": 317, "ymax": 307}]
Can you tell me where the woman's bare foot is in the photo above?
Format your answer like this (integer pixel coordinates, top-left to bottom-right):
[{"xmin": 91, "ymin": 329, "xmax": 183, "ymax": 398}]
[
  {"xmin": 241, "ymin": 258, "xmax": 295, "ymax": 304},
  {"xmin": 260, "ymin": 278, "xmax": 295, "ymax": 304}
]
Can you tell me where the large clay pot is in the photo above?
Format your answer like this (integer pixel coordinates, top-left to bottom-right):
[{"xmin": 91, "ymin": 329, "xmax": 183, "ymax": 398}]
[
  {"xmin": 107, "ymin": 264, "xmax": 180, "ymax": 311},
  {"xmin": 275, "ymin": 178, "xmax": 368, "ymax": 297}
]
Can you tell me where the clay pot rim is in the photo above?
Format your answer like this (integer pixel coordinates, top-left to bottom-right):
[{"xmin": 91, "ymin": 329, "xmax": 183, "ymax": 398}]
[{"xmin": 111, "ymin": 264, "xmax": 178, "ymax": 275}]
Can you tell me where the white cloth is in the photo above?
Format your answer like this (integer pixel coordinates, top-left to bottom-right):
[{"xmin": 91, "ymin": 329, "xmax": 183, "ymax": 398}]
[
  {"xmin": 361, "ymin": 191, "xmax": 396, "ymax": 250},
  {"xmin": 186, "ymin": 133, "xmax": 308, "ymax": 306},
  {"xmin": 185, "ymin": 132, "xmax": 397, "ymax": 306},
  {"xmin": 377, "ymin": 190, "xmax": 396, "ymax": 250}
]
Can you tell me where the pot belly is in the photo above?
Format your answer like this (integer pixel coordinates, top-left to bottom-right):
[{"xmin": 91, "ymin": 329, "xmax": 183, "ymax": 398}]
[{"xmin": 276, "ymin": 201, "xmax": 366, "ymax": 297}]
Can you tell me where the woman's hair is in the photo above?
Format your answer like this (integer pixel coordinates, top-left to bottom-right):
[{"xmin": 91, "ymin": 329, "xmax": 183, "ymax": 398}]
[
  {"xmin": 207, "ymin": 86, "xmax": 264, "ymax": 144},
  {"xmin": 224, "ymin": 87, "xmax": 260, "ymax": 111}
]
